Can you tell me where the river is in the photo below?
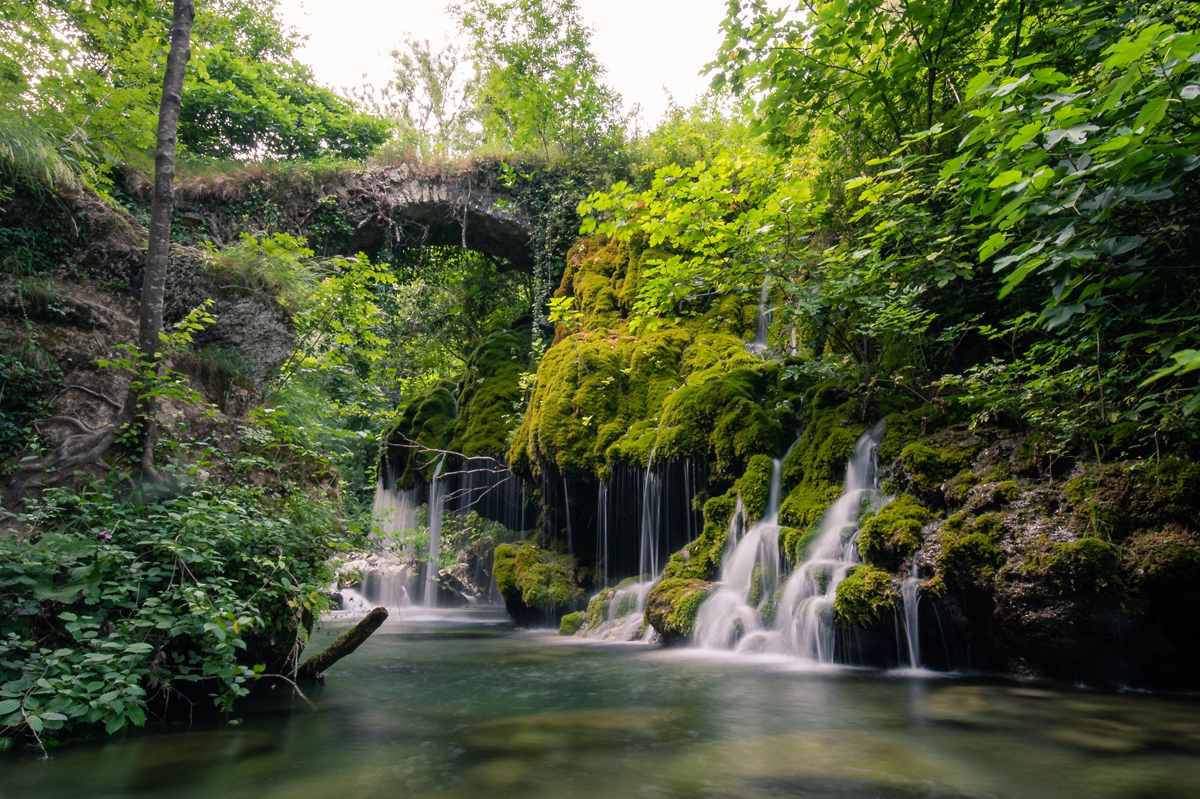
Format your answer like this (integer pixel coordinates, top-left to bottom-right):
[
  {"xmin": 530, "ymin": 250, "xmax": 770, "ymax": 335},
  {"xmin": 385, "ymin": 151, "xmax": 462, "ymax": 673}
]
[{"xmin": 4, "ymin": 609, "xmax": 1199, "ymax": 798}]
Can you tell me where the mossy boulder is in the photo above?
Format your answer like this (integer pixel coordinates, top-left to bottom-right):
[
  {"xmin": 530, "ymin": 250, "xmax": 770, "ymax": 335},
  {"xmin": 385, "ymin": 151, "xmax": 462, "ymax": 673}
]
[
  {"xmin": 1018, "ymin": 537, "xmax": 1125, "ymax": 598},
  {"xmin": 779, "ymin": 483, "xmax": 843, "ymax": 561},
  {"xmin": 493, "ymin": 542, "xmax": 582, "ymax": 626},
  {"xmin": 559, "ymin": 611, "xmax": 586, "ymax": 636},
  {"xmin": 643, "ymin": 578, "xmax": 713, "ymax": 645},
  {"xmin": 858, "ymin": 494, "xmax": 934, "ymax": 571},
  {"xmin": 833, "ymin": 566, "xmax": 898, "ymax": 628}
]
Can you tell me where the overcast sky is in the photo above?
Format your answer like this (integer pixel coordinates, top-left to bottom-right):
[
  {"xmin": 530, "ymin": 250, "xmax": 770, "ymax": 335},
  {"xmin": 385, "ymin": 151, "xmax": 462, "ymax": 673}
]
[{"xmin": 276, "ymin": 0, "xmax": 734, "ymax": 126}]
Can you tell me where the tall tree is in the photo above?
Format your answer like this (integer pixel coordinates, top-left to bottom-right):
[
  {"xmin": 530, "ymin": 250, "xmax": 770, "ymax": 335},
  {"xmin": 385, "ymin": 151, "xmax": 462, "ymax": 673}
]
[
  {"xmin": 451, "ymin": 0, "xmax": 625, "ymax": 160},
  {"xmin": 5, "ymin": 0, "xmax": 195, "ymax": 500}
]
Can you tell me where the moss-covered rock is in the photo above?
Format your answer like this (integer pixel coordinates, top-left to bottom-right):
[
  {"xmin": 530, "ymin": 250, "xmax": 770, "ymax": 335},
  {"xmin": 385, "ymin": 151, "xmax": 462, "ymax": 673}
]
[
  {"xmin": 493, "ymin": 541, "xmax": 582, "ymax": 625},
  {"xmin": 559, "ymin": 611, "xmax": 585, "ymax": 635},
  {"xmin": 643, "ymin": 578, "xmax": 713, "ymax": 645},
  {"xmin": 937, "ymin": 513, "xmax": 1005, "ymax": 584},
  {"xmin": 833, "ymin": 566, "xmax": 898, "ymax": 628},
  {"xmin": 1018, "ymin": 537, "xmax": 1125, "ymax": 598},
  {"xmin": 858, "ymin": 494, "xmax": 933, "ymax": 570}
]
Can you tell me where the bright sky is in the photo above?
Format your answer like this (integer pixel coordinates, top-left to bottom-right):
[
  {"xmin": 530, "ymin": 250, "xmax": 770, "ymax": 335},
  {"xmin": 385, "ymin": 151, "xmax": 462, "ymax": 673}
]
[{"xmin": 277, "ymin": 0, "xmax": 733, "ymax": 126}]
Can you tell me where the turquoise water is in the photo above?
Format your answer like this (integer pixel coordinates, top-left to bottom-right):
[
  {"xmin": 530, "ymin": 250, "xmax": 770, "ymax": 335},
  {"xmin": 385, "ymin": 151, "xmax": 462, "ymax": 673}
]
[{"xmin": 3, "ymin": 610, "xmax": 1199, "ymax": 798}]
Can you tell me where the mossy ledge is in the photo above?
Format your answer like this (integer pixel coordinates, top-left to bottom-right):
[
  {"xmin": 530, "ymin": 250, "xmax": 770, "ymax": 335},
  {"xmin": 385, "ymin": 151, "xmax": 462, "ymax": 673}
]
[{"xmin": 644, "ymin": 578, "xmax": 713, "ymax": 646}]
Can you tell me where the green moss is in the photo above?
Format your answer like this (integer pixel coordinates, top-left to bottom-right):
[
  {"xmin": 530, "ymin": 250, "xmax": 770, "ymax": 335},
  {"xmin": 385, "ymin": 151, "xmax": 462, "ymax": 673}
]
[
  {"xmin": 663, "ymin": 520, "xmax": 729, "ymax": 581},
  {"xmin": 643, "ymin": 578, "xmax": 713, "ymax": 645},
  {"xmin": 858, "ymin": 494, "xmax": 934, "ymax": 570},
  {"xmin": 449, "ymin": 329, "xmax": 529, "ymax": 457},
  {"xmin": 586, "ymin": 589, "xmax": 614, "ymax": 629},
  {"xmin": 1155, "ymin": 458, "xmax": 1200, "ymax": 519},
  {"xmin": 384, "ymin": 381, "xmax": 457, "ymax": 487},
  {"xmin": 939, "ymin": 530, "xmax": 1004, "ymax": 583},
  {"xmin": 736, "ymin": 455, "xmax": 775, "ymax": 521},
  {"xmin": 833, "ymin": 566, "xmax": 898, "ymax": 628},
  {"xmin": 493, "ymin": 541, "xmax": 582, "ymax": 612},
  {"xmin": 779, "ymin": 482, "xmax": 843, "ymax": 561},
  {"xmin": 703, "ymin": 492, "xmax": 737, "ymax": 530},
  {"xmin": 1021, "ymin": 537, "xmax": 1124, "ymax": 597},
  {"xmin": 559, "ymin": 611, "xmax": 586, "ymax": 635}
]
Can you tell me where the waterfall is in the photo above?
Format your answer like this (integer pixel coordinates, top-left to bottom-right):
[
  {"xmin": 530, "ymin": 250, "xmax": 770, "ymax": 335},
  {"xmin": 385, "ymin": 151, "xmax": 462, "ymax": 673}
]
[
  {"xmin": 425, "ymin": 457, "xmax": 446, "ymax": 609},
  {"xmin": 597, "ymin": 482, "xmax": 609, "ymax": 587},
  {"xmin": 775, "ymin": 420, "xmax": 886, "ymax": 662},
  {"xmin": 901, "ymin": 547, "xmax": 923, "ymax": 670},
  {"xmin": 746, "ymin": 277, "xmax": 771, "ymax": 355},
  {"xmin": 639, "ymin": 450, "xmax": 662, "ymax": 581},
  {"xmin": 563, "ymin": 475, "xmax": 573, "ymax": 556},
  {"xmin": 693, "ymin": 459, "xmax": 785, "ymax": 652}
]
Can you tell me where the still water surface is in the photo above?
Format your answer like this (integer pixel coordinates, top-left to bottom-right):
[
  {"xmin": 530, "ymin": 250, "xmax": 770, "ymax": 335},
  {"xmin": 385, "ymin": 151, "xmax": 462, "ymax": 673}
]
[{"xmin": 4, "ymin": 609, "xmax": 1199, "ymax": 798}]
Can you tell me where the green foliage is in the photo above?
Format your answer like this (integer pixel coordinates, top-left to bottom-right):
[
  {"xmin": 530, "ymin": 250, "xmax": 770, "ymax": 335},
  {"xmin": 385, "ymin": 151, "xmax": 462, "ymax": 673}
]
[
  {"xmin": 833, "ymin": 566, "xmax": 898, "ymax": 628},
  {"xmin": 0, "ymin": 478, "xmax": 343, "ymax": 747},
  {"xmin": 451, "ymin": 0, "xmax": 626, "ymax": 161},
  {"xmin": 858, "ymin": 495, "xmax": 934, "ymax": 571}
]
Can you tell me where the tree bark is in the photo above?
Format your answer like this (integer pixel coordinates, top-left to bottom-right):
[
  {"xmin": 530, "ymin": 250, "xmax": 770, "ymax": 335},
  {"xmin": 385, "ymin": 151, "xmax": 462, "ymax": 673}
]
[
  {"xmin": 296, "ymin": 606, "xmax": 389, "ymax": 680},
  {"xmin": 132, "ymin": 0, "xmax": 194, "ymax": 477}
]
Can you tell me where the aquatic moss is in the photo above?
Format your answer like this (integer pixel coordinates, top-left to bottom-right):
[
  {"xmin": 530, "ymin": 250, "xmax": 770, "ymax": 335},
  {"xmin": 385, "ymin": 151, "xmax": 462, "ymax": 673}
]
[
  {"xmin": 858, "ymin": 494, "xmax": 934, "ymax": 571},
  {"xmin": 559, "ymin": 611, "xmax": 586, "ymax": 636},
  {"xmin": 384, "ymin": 381, "xmax": 458, "ymax": 488},
  {"xmin": 833, "ymin": 566, "xmax": 898, "ymax": 628},
  {"xmin": 938, "ymin": 525, "xmax": 1004, "ymax": 583},
  {"xmin": 703, "ymin": 492, "xmax": 738, "ymax": 531},
  {"xmin": 663, "ymin": 519, "xmax": 729, "ymax": 582},
  {"xmin": 736, "ymin": 455, "xmax": 775, "ymax": 522},
  {"xmin": 643, "ymin": 578, "xmax": 713, "ymax": 645}
]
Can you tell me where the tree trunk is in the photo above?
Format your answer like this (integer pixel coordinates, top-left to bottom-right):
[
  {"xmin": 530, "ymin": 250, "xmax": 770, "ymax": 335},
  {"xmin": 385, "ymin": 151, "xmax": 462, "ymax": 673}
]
[
  {"xmin": 3, "ymin": 1, "xmax": 193, "ymax": 503},
  {"xmin": 133, "ymin": 0, "xmax": 195, "ymax": 476},
  {"xmin": 296, "ymin": 607, "xmax": 389, "ymax": 680}
]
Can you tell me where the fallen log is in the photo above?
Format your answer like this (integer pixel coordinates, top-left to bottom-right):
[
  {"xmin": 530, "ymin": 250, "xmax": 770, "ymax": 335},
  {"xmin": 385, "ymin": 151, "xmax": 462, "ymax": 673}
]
[{"xmin": 297, "ymin": 606, "xmax": 388, "ymax": 680}]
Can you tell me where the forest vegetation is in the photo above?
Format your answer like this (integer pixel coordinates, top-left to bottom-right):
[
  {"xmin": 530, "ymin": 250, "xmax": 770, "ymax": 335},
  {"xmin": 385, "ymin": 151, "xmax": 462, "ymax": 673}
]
[{"xmin": 1, "ymin": 0, "xmax": 1198, "ymax": 751}]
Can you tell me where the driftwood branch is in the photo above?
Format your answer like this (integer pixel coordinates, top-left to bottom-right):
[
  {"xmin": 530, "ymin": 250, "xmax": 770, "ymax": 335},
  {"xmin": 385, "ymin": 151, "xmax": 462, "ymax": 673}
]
[{"xmin": 296, "ymin": 606, "xmax": 388, "ymax": 680}]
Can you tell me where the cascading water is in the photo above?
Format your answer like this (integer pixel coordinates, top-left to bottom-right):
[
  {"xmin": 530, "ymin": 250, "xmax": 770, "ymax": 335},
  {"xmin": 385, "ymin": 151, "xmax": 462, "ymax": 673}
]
[
  {"xmin": 425, "ymin": 457, "xmax": 446, "ymax": 608},
  {"xmin": 775, "ymin": 420, "xmax": 886, "ymax": 662},
  {"xmin": 746, "ymin": 277, "xmax": 772, "ymax": 356},
  {"xmin": 563, "ymin": 476, "xmax": 573, "ymax": 556},
  {"xmin": 693, "ymin": 460, "xmax": 784, "ymax": 652},
  {"xmin": 639, "ymin": 451, "xmax": 662, "ymax": 581},
  {"xmin": 596, "ymin": 482, "xmax": 609, "ymax": 587},
  {"xmin": 900, "ymin": 547, "xmax": 923, "ymax": 670}
]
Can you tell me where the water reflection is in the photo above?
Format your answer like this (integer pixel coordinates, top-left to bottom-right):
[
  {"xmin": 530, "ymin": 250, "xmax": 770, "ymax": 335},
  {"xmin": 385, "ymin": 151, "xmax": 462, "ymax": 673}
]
[{"xmin": 3, "ymin": 617, "xmax": 1199, "ymax": 798}]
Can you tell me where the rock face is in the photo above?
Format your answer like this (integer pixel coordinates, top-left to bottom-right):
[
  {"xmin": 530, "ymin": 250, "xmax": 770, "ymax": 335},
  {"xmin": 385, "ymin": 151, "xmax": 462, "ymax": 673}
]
[{"xmin": 195, "ymin": 297, "xmax": 293, "ymax": 386}]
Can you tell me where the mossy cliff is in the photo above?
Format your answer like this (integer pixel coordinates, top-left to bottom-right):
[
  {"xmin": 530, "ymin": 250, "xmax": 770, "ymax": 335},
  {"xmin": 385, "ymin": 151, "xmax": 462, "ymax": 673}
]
[
  {"xmin": 508, "ymin": 236, "xmax": 801, "ymax": 480},
  {"xmin": 825, "ymin": 418, "xmax": 1200, "ymax": 687}
]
